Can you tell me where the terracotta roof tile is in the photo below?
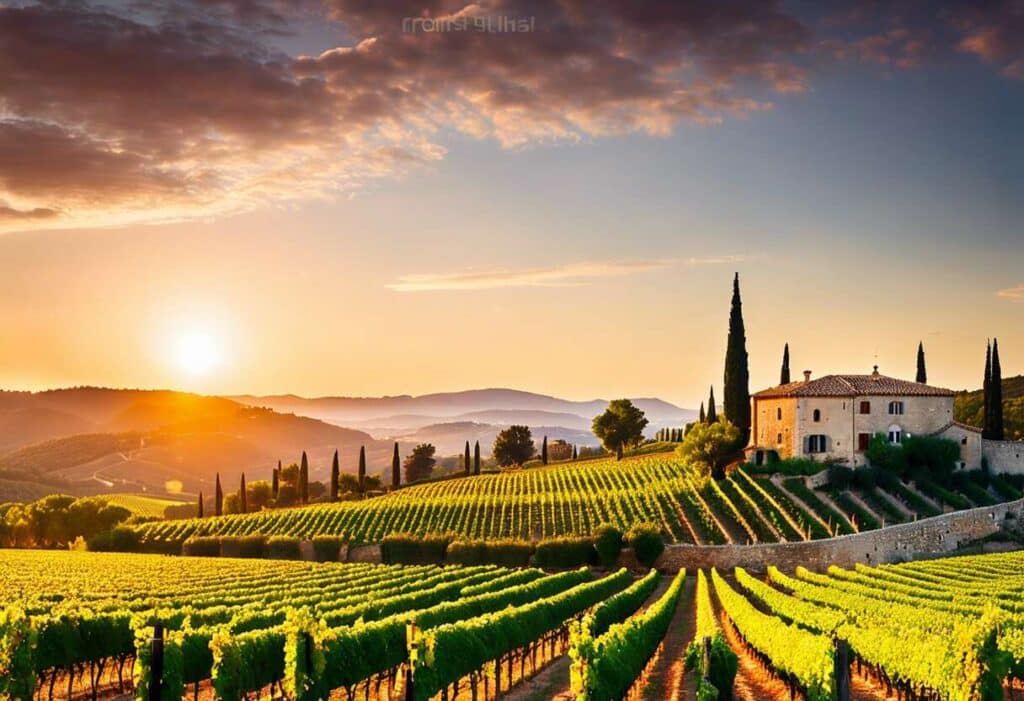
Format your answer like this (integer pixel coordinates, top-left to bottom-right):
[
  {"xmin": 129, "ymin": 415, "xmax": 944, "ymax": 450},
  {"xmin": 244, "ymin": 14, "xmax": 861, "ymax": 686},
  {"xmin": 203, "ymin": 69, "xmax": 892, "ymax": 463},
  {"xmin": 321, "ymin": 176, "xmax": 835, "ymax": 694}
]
[{"xmin": 753, "ymin": 373, "xmax": 955, "ymax": 399}]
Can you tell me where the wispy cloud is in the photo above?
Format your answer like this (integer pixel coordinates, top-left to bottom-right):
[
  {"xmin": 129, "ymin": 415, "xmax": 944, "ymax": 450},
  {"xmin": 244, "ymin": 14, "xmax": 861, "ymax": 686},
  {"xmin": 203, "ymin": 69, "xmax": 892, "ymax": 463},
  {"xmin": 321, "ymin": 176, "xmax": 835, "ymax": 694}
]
[
  {"xmin": 997, "ymin": 284, "xmax": 1024, "ymax": 301},
  {"xmin": 387, "ymin": 256, "xmax": 743, "ymax": 292}
]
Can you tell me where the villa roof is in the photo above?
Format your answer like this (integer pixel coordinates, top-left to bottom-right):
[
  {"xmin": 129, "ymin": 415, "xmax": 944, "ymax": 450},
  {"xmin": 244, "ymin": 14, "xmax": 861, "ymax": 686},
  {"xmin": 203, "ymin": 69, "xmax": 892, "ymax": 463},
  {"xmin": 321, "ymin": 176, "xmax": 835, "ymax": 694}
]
[
  {"xmin": 753, "ymin": 372, "xmax": 955, "ymax": 399},
  {"xmin": 929, "ymin": 420, "xmax": 983, "ymax": 436}
]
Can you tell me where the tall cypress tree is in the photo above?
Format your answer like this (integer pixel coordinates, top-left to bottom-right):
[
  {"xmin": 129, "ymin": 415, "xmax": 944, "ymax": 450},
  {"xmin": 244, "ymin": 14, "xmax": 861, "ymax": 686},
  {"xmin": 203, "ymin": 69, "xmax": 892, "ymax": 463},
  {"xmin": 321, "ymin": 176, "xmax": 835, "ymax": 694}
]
[
  {"xmin": 272, "ymin": 461, "xmax": 280, "ymax": 500},
  {"xmin": 724, "ymin": 273, "xmax": 751, "ymax": 440},
  {"xmin": 572, "ymin": 444, "xmax": 578, "ymax": 460},
  {"xmin": 780, "ymin": 343, "xmax": 791, "ymax": 385},
  {"xmin": 358, "ymin": 446, "xmax": 366, "ymax": 495},
  {"xmin": 984, "ymin": 342, "xmax": 993, "ymax": 439},
  {"xmin": 464, "ymin": 441, "xmax": 471, "ymax": 474},
  {"xmin": 392, "ymin": 442, "xmax": 401, "ymax": 489},
  {"xmin": 299, "ymin": 451, "xmax": 309, "ymax": 504},
  {"xmin": 215, "ymin": 473, "xmax": 223, "ymax": 516},
  {"xmin": 542, "ymin": 435, "xmax": 548, "ymax": 465},
  {"xmin": 698, "ymin": 402, "xmax": 705, "ymax": 424},
  {"xmin": 197, "ymin": 491, "xmax": 204, "ymax": 518},
  {"xmin": 239, "ymin": 472, "xmax": 247, "ymax": 514},
  {"xmin": 916, "ymin": 342, "xmax": 927, "ymax": 384},
  {"xmin": 473, "ymin": 441, "xmax": 481, "ymax": 475},
  {"xmin": 706, "ymin": 386, "xmax": 718, "ymax": 423},
  {"xmin": 330, "ymin": 450, "xmax": 340, "ymax": 502},
  {"xmin": 992, "ymin": 338, "xmax": 1005, "ymax": 440}
]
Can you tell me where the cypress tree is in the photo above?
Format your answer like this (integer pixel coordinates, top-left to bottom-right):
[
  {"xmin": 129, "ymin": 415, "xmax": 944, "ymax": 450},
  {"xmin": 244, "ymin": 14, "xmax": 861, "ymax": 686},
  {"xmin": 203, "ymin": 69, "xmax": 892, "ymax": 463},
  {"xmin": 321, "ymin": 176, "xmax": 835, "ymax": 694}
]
[
  {"xmin": 572, "ymin": 444, "xmax": 578, "ymax": 460},
  {"xmin": 358, "ymin": 446, "xmax": 366, "ymax": 494},
  {"xmin": 992, "ymin": 338, "xmax": 1005, "ymax": 441},
  {"xmin": 197, "ymin": 491, "xmax": 204, "ymax": 518},
  {"xmin": 916, "ymin": 342, "xmax": 927, "ymax": 384},
  {"xmin": 272, "ymin": 461, "xmax": 280, "ymax": 500},
  {"xmin": 464, "ymin": 441, "xmax": 471, "ymax": 474},
  {"xmin": 330, "ymin": 450, "xmax": 340, "ymax": 502},
  {"xmin": 698, "ymin": 402, "xmax": 706, "ymax": 424},
  {"xmin": 780, "ymin": 343, "xmax": 791, "ymax": 385},
  {"xmin": 473, "ymin": 441, "xmax": 481, "ymax": 475},
  {"xmin": 707, "ymin": 386, "xmax": 718, "ymax": 423},
  {"xmin": 300, "ymin": 451, "xmax": 309, "ymax": 504},
  {"xmin": 392, "ymin": 442, "xmax": 401, "ymax": 489},
  {"xmin": 724, "ymin": 273, "xmax": 751, "ymax": 441},
  {"xmin": 542, "ymin": 435, "xmax": 548, "ymax": 465},
  {"xmin": 984, "ymin": 342, "xmax": 993, "ymax": 439},
  {"xmin": 239, "ymin": 472, "xmax": 247, "ymax": 514},
  {"xmin": 214, "ymin": 473, "xmax": 223, "ymax": 516}
]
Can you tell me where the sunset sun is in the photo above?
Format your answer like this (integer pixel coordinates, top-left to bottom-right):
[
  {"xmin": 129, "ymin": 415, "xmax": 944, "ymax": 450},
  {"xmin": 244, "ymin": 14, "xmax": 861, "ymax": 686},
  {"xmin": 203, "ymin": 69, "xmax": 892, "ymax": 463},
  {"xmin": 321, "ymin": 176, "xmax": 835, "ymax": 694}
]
[{"xmin": 175, "ymin": 332, "xmax": 223, "ymax": 375}]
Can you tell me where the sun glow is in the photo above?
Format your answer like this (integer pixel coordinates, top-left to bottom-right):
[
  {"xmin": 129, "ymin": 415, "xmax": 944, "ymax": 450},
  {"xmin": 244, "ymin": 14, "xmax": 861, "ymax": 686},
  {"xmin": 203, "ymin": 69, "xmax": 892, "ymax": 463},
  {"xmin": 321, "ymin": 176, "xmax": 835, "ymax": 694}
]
[{"xmin": 175, "ymin": 332, "xmax": 223, "ymax": 375}]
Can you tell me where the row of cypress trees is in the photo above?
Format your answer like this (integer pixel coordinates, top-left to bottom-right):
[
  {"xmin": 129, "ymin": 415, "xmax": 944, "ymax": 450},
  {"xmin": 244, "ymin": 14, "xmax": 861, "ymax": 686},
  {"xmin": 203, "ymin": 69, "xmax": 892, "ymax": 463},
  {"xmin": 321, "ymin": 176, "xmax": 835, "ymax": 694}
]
[{"xmin": 984, "ymin": 338, "xmax": 1005, "ymax": 440}]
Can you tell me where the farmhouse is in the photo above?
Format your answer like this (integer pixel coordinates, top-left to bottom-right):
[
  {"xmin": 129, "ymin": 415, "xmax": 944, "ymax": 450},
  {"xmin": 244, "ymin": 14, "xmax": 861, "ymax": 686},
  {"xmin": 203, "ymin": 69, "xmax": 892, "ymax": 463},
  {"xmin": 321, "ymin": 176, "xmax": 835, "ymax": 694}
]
[{"xmin": 745, "ymin": 366, "xmax": 982, "ymax": 469}]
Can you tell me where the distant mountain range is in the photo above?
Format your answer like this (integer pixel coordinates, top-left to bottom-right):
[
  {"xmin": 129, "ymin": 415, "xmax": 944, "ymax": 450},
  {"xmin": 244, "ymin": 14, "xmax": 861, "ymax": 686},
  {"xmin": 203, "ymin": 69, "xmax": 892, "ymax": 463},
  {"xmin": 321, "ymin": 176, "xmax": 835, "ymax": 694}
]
[{"xmin": 0, "ymin": 386, "xmax": 696, "ymax": 503}]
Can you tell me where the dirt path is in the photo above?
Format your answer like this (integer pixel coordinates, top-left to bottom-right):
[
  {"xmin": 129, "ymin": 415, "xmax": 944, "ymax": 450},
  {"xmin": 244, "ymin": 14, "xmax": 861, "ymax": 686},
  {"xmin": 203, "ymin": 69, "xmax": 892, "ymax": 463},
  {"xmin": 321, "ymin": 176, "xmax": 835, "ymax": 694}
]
[{"xmin": 641, "ymin": 573, "xmax": 696, "ymax": 701}]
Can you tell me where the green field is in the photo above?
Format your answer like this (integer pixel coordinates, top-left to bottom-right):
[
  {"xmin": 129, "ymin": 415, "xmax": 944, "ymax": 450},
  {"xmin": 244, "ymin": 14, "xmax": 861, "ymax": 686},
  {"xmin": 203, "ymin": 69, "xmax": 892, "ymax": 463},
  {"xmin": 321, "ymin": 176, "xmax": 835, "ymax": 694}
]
[
  {"xmin": 133, "ymin": 451, "xmax": 1012, "ymax": 548},
  {"xmin": 102, "ymin": 493, "xmax": 193, "ymax": 518}
]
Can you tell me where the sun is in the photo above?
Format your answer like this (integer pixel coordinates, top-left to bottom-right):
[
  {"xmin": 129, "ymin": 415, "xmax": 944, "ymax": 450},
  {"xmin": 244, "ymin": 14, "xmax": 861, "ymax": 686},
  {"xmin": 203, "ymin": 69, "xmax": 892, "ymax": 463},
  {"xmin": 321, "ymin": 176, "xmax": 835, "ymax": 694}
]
[{"xmin": 175, "ymin": 332, "xmax": 223, "ymax": 375}]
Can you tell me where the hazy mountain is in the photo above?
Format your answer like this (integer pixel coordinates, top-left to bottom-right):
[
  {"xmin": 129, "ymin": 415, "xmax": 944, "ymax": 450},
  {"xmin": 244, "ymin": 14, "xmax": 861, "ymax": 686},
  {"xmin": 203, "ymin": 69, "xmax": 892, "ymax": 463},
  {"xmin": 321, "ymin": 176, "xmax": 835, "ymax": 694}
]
[
  {"xmin": 393, "ymin": 421, "xmax": 599, "ymax": 456},
  {"xmin": 231, "ymin": 388, "xmax": 695, "ymax": 435}
]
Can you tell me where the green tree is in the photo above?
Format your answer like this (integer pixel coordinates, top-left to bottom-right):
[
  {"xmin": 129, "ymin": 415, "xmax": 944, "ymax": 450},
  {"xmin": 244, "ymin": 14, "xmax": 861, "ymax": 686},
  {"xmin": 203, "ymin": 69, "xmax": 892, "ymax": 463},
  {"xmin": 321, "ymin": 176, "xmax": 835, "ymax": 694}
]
[
  {"xmin": 473, "ymin": 441, "xmax": 481, "ymax": 474},
  {"xmin": 329, "ymin": 450, "xmax": 339, "ymax": 502},
  {"xmin": 677, "ymin": 419, "xmax": 741, "ymax": 480},
  {"xmin": 780, "ymin": 343, "xmax": 791, "ymax": 385},
  {"xmin": 592, "ymin": 399, "xmax": 648, "ymax": 453},
  {"xmin": 724, "ymin": 273, "xmax": 751, "ymax": 443},
  {"xmin": 358, "ymin": 446, "xmax": 367, "ymax": 494},
  {"xmin": 984, "ymin": 341, "xmax": 993, "ymax": 439},
  {"xmin": 706, "ymin": 387, "xmax": 717, "ymax": 423},
  {"xmin": 493, "ymin": 425, "xmax": 535, "ymax": 466},
  {"xmin": 698, "ymin": 402, "xmax": 705, "ymax": 424},
  {"xmin": 245, "ymin": 480, "xmax": 273, "ymax": 510},
  {"xmin": 404, "ymin": 444, "xmax": 437, "ymax": 483},
  {"xmin": 197, "ymin": 491, "xmax": 204, "ymax": 518},
  {"xmin": 299, "ymin": 451, "xmax": 309, "ymax": 504},
  {"xmin": 916, "ymin": 341, "xmax": 927, "ymax": 384},
  {"xmin": 392, "ymin": 442, "xmax": 401, "ymax": 489},
  {"xmin": 271, "ymin": 461, "xmax": 280, "ymax": 500},
  {"xmin": 464, "ymin": 441, "xmax": 471, "ymax": 474},
  {"xmin": 541, "ymin": 435, "xmax": 548, "ymax": 465},
  {"xmin": 215, "ymin": 473, "xmax": 223, "ymax": 516},
  {"xmin": 239, "ymin": 472, "xmax": 247, "ymax": 514},
  {"xmin": 992, "ymin": 338, "xmax": 1005, "ymax": 440}
]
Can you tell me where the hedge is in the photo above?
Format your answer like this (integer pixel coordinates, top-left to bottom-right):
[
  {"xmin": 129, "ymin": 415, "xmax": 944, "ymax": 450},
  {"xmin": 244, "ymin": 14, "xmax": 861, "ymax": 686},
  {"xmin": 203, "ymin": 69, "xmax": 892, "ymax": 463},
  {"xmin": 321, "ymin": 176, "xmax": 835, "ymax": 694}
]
[
  {"xmin": 446, "ymin": 539, "xmax": 534, "ymax": 567},
  {"xmin": 182, "ymin": 536, "xmax": 221, "ymax": 557},
  {"xmin": 381, "ymin": 533, "xmax": 451, "ymax": 564},
  {"xmin": 267, "ymin": 537, "xmax": 302, "ymax": 560},
  {"xmin": 312, "ymin": 536, "xmax": 347, "ymax": 562},
  {"xmin": 532, "ymin": 536, "xmax": 597, "ymax": 569}
]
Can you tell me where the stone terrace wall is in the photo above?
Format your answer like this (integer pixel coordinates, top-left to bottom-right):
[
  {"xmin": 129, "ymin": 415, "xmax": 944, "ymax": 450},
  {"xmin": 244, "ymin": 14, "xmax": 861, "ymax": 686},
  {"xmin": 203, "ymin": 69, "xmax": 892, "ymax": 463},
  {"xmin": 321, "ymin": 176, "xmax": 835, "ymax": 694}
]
[
  {"xmin": 985, "ymin": 440, "xmax": 1024, "ymax": 476},
  {"xmin": 651, "ymin": 498, "xmax": 1024, "ymax": 573}
]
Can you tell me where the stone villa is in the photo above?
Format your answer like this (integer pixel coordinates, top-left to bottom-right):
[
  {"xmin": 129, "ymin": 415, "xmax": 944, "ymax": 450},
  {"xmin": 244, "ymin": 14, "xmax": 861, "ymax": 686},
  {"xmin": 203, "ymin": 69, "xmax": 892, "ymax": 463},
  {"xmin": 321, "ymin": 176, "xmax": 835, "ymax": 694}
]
[{"xmin": 745, "ymin": 366, "xmax": 984, "ymax": 470}]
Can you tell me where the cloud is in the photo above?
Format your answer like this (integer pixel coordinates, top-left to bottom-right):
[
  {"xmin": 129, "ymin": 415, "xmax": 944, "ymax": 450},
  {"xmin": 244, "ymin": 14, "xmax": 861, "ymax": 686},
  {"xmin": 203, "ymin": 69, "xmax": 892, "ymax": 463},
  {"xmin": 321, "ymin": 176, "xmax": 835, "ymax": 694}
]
[
  {"xmin": 997, "ymin": 284, "xmax": 1024, "ymax": 301},
  {"xmin": 387, "ymin": 256, "xmax": 742, "ymax": 291}
]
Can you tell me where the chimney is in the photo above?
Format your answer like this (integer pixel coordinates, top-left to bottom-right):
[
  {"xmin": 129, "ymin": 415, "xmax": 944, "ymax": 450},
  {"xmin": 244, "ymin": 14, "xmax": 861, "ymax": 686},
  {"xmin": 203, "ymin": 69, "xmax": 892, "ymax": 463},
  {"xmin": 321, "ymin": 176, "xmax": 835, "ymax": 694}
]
[
  {"xmin": 872, "ymin": 365, "xmax": 880, "ymax": 378},
  {"xmin": 803, "ymin": 370, "xmax": 812, "ymax": 383}
]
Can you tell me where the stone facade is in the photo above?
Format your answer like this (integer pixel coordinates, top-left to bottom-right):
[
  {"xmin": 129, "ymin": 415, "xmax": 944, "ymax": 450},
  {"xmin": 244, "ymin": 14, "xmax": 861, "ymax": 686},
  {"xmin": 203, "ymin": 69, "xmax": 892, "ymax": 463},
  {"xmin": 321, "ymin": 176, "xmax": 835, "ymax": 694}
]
[
  {"xmin": 984, "ymin": 440, "xmax": 1024, "ymax": 476},
  {"xmin": 646, "ymin": 498, "xmax": 1024, "ymax": 573}
]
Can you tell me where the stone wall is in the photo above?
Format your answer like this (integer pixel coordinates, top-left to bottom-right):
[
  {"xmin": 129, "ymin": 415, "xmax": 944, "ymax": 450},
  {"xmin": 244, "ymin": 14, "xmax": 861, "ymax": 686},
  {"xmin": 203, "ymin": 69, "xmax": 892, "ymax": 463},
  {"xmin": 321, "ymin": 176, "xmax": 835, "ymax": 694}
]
[
  {"xmin": 984, "ymin": 440, "xmax": 1024, "ymax": 475},
  {"xmin": 649, "ymin": 498, "xmax": 1024, "ymax": 573}
]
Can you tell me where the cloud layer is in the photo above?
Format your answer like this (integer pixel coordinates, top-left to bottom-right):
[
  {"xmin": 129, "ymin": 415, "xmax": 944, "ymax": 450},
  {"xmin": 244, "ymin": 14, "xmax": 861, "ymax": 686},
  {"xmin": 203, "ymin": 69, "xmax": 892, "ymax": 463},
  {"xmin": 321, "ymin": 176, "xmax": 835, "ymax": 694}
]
[
  {"xmin": 0, "ymin": 0, "xmax": 1021, "ymax": 231},
  {"xmin": 387, "ymin": 256, "xmax": 742, "ymax": 291}
]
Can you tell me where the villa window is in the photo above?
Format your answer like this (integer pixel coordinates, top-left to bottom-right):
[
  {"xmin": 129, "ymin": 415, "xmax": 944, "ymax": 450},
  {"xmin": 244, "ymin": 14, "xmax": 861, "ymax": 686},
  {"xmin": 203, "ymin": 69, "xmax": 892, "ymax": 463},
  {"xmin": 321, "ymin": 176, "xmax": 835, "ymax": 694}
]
[
  {"xmin": 813, "ymin": 409, "xmax": 821, "ymax": 422},
  {"xmin": 859, "ymin": 401, "xmax": 871, "ymax": 414},
  {"xmin": 888, "ymin": 426, "xmax": 903, "ymax": 445},
  {"xmin": 806, "ymin": 434, "xmax": 828, "ymax": 454},
  {"xmin": 777, "ymin": 433, "xmax": 783, "ymax": 444},
  {"xmin": 777, "ymin": 407, "xmax": 782, "ymax": 420},
  {"xmin": 888, "ymin": 401, "xmax": 905, "ymax": 416},
  {"xmin": 962, "ymin": 437, "xmax": 968, "ymax": 446},
  {"xmin": 858, "ymin": 433, "xmax": 871, "ymax": 452}
]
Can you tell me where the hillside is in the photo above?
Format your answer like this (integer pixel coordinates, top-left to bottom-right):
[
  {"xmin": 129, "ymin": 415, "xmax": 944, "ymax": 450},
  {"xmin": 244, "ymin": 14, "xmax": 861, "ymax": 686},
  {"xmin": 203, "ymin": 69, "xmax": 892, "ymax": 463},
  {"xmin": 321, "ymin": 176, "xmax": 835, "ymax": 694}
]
[
  {"xmin": 954, "ymin": 375, "xmax": 1024, "ymax": 440},
  {"xmin": 0, "ymin": 389, "xmax": 402, "ymax": 500},
  {"xmin": 134, "ymin": 449, "xmax": 1018, "ymax": 547},
  {"xmin": 391, "ymin": 420, "xmax": 597, "ymax": 456}
]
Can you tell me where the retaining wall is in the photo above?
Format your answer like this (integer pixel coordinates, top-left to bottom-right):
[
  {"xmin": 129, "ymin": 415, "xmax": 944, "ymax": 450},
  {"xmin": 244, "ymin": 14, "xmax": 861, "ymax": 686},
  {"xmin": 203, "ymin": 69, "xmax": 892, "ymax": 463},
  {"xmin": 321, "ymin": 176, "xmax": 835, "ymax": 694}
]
[
  {"xmin": 650, "ymin": 497, "xmax": 1024, "ymax": 573},
  {"xmin": 985, "ymin": 439, "xmax": 1024, "ymax": 476}
]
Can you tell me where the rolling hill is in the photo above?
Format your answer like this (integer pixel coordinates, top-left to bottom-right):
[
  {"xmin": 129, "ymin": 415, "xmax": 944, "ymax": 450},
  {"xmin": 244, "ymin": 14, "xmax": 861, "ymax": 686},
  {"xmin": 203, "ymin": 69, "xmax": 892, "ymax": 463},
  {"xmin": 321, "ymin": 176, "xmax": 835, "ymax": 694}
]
[{"xmin": 954, "ymin": 375, "xmax": 1024, "ymax": 441}]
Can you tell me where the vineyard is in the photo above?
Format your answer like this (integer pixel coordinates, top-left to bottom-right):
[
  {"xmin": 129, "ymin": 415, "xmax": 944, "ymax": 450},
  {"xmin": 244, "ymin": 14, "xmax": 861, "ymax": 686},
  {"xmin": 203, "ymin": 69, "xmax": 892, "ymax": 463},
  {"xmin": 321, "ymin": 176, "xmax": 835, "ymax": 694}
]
[
  {"xmin": 4, "ymin": 549, "xmax": 1024, "ymax": 700},
  {"xmin": 132, "ymin": 452, "xmax": 1016, "ymax": 548}
]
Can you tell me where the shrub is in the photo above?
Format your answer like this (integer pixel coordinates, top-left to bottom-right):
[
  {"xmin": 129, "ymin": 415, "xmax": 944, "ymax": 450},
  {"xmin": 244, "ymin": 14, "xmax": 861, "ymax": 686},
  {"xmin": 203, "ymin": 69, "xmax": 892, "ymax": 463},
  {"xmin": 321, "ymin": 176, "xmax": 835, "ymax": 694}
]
[
  {"xmin": 749, "ymin": 457, "xmax": 826, "ymax": 477},
  {"xmin": 851, "ymin": 466, "xmax": 878, "ymax": 491},
  {"xmin": 219, "ymin": 535, "xmax": 267, "ymax": 558},
  {"xmin": 827, "ymin": 465, "xmax": 854, "ymax": 490},
  {"xmin": 593, "ymin": 523, "xmax": 623, "ymax": 568},
  {"xmin": 182, "ymin": 536, "xmax": 221, "ymax": 557},
  {"xmin": 312, "ymin": 536, "xmax": 347, "ymax": 562},
  {"xmin": 446, "ymin": 539, "xmax": 534, "ymax": 567},
  {"xmin": 87, "ymin": 525, "xmax": 140, "ymax": 552},
  {"xmin": 138, "ymin": 538, "xmax": 183, "ymax": 555},
  {"xmin": 267, "ymin": 536, "xmax": 302, "ymax": 560},
  {"xmin": 626, "ymin": 523, "xmax": 664, "ymax": 568},
  {"xmin": 532, "ymin": 536, "xmax": 596, "ymax": 569},
  {"xmin": 381, "ymin": 533, "xmax": 450, "ymax": 564}
]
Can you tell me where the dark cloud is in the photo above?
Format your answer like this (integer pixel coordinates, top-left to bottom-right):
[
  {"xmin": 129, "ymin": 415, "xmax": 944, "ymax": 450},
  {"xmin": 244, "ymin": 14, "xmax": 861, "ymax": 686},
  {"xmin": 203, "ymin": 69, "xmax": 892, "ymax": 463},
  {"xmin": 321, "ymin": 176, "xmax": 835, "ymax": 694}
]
[{"xmin": 0, "ymin": 0, "xmax": 1020, "ymax": 231}]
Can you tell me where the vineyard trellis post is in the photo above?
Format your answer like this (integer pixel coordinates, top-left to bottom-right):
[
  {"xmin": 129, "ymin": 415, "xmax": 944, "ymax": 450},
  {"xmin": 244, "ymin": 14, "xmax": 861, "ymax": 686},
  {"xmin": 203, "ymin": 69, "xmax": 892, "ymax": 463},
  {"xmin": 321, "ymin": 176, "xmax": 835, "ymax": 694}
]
[
  {"xmin": 150, "ymin": 623, "xmax": 164, "ymax": 701},
  {"xmin": 833, "ymin": 637, "xmax": 850, "ymax": 701}
]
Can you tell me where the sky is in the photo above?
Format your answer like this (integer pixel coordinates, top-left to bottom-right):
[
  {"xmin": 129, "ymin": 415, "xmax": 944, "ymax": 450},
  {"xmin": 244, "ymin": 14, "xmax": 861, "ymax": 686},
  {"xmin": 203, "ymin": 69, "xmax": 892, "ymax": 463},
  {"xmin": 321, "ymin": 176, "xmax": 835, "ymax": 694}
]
[{"xmin": 0, "ymin": 0, "xmax": 1021, "ymax": 408}]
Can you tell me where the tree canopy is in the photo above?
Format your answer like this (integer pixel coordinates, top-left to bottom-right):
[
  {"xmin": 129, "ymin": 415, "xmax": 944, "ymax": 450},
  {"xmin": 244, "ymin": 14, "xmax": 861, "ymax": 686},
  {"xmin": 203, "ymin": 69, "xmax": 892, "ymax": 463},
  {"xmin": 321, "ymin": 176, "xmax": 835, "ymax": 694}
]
[
  {"xmin": 592, "ymin": 399, "xmax": 648, "ymax": 452},
  {"xmin": 493, "ymin": 425, "xmax": 536, "ymax": 466},
  {"xmin": 676, "ymin": 419, "xmax": 741, "ymax": 480},
  {"xmin": 404, "ymin": 443, "xmax": 437, "ymax": 483}
]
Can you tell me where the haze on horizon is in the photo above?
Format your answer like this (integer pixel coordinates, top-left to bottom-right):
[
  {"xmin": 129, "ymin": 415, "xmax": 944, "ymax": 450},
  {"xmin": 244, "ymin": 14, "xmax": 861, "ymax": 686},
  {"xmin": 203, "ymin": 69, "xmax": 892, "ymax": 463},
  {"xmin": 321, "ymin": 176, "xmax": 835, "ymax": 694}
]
[{"xmin": 0, "ymin": 0, "xmax": 1021, "ymax": 409}]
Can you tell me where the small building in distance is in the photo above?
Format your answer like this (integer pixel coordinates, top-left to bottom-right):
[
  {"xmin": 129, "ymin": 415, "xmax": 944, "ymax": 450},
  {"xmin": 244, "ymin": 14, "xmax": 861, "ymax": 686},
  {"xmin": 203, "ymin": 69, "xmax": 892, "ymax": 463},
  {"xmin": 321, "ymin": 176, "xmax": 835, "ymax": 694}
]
[
  {"xmin": 547, "ymin": 439, "xmax": 573, "ymax": 462},
  {"xmin": 745, "ymin": 366, "xmax": 982, "ymax": 470}
]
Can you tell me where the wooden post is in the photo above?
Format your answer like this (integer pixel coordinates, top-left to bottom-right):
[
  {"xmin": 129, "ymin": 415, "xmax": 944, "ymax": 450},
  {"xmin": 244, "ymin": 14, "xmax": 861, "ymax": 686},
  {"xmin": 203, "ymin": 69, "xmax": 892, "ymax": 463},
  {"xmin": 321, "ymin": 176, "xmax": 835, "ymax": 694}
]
[
  {"xmin": 150, "ymin": 624, "xmax": 164, "ymax": 701},
  {"xmin": 833, "ymin": 638, "xmax": 850, "ymax": 701}
]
